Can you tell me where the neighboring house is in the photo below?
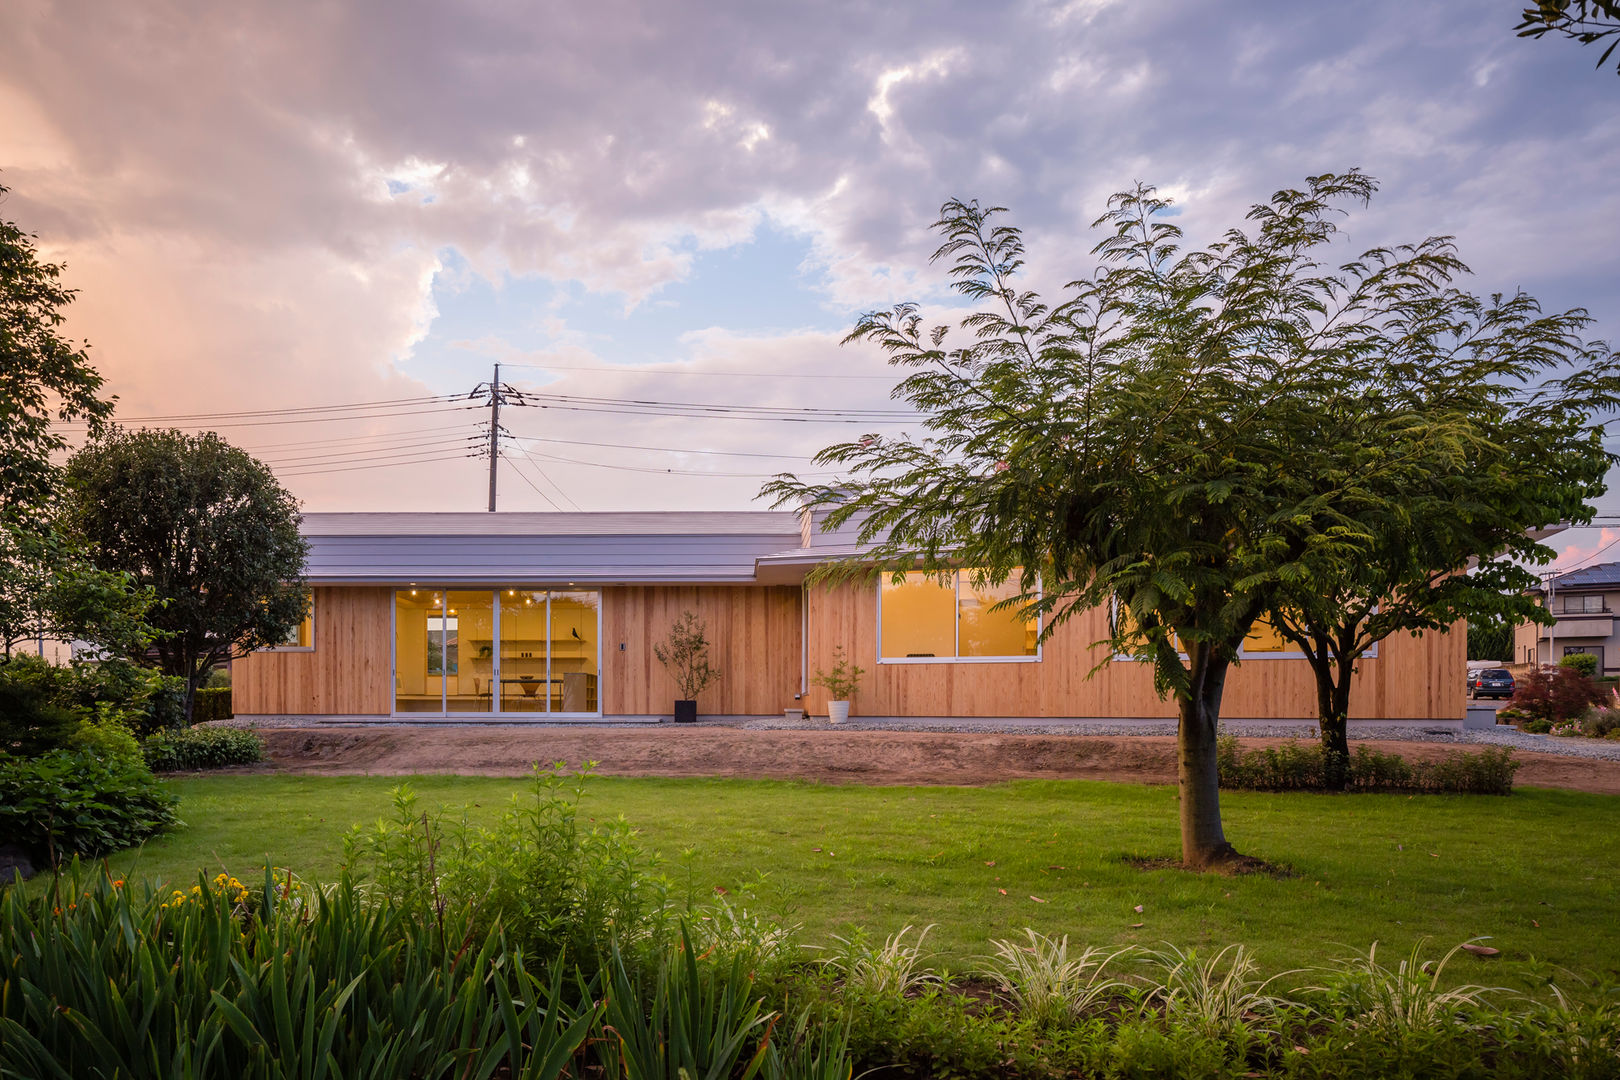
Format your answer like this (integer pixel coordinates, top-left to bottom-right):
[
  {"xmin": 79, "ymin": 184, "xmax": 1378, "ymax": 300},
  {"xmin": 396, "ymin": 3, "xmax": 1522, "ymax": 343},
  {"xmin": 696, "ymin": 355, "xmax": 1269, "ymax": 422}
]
[
  {"xmin": 231, "ymin": 511, "xmax": 1464, "ymax": 723},
  {"xmin": 1513, "ymin": 561, "xmax": 1620, "ymax": 676}
]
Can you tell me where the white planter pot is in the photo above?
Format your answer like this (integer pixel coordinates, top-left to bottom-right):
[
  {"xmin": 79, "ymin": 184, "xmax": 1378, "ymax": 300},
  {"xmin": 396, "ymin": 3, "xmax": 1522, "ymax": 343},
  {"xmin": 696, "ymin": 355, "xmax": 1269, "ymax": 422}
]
[{"xmin": 828, "ymin": 700, "xmax": 851, "ymax": 724}]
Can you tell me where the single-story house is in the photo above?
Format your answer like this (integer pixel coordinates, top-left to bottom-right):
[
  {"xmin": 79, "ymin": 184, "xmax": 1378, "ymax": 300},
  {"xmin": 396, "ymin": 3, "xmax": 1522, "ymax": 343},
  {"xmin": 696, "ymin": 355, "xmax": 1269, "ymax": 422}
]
[
  {"xmin": 232, "ymin": 511, "xmax": 1465, "ymax": 723},
  {"xmin": 1513, "ymin": 562, "xmax": 1620, "ymax": 676}
]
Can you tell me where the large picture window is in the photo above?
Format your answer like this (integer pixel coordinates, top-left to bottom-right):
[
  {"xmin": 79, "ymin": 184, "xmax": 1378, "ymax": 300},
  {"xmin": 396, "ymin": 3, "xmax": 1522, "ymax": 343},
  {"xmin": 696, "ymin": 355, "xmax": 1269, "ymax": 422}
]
[{"xmin": 878, "ymin": 570, "xmax": 1039, "ymax": 662}]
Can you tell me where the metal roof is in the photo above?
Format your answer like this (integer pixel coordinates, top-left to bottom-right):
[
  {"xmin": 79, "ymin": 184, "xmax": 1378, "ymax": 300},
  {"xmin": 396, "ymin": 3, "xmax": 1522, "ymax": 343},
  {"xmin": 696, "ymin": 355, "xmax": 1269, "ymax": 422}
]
[{"xmin": 299, "ymin": 511, "xmax": 804, "ymax": 584}]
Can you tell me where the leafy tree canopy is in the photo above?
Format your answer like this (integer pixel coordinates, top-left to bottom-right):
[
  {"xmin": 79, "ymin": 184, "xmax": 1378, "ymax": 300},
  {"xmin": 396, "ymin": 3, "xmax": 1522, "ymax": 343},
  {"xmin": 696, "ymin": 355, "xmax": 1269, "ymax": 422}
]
[
  {"xmin": 61, "ymin": 428, "xmax": 308, "ymax": 719},
  {"xmin": 0, "ymin": 522, "xmax": 159, "ymax": 661},
  {"xmin": 1517, "ymin": 0, "xmax": 1620, "ymax": 73},
  {"xmin": 0, "ymin": 182, "xmax": 114, "ymax": 520},
  {"xmin": 765, "ymin": 169, "xmax": 1613, "ymax": 866}
]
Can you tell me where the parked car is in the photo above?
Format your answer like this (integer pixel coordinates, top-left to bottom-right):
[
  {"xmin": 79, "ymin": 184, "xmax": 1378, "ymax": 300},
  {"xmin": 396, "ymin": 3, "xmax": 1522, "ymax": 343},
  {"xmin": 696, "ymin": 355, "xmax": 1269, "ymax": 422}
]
[{"xmin": 1467, "ymin": 668, "xmax": 1515, "ymax": 700}]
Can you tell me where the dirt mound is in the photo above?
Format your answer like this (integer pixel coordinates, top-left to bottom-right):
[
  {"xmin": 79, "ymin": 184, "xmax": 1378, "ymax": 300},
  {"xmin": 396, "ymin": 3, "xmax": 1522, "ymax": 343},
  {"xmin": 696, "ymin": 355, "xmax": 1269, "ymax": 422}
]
[{"xmin": 256, "ymin": 727, "xmax": 1620, "ymax": 795}]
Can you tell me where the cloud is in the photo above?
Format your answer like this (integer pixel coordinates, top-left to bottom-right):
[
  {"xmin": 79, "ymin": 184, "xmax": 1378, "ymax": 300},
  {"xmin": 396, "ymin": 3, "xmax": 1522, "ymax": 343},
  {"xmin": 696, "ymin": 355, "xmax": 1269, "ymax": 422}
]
[{"xmin": 2, "ymin": 0, "xmax": 1615, "ymax": 511}]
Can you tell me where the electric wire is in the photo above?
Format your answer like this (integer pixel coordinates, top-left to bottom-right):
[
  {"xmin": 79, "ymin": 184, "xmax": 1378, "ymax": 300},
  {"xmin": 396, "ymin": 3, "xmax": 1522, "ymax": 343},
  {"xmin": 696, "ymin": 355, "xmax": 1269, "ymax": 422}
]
[
  {"xmin": 502, "ymin": 431, "xmax": 817, "ymax": 460},
  {"xmin": 52, "ymin": 394, "xmax": 466, "ymax": 424},
  {"xmin": 497, "ymin": 451, "xmax": 566, "ymax": 512},
  {"xmin": 500, "ymin": 361, "xmax": 897, "ymax": 380},
  {"xmin": 502, "ymin": 445, "xmax": 584, "ymax": 511}
]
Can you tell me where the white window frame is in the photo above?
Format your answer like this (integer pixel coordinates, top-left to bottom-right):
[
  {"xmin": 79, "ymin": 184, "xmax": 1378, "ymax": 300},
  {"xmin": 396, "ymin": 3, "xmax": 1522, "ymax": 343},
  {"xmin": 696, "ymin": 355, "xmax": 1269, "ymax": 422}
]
[
  {"xmin": 875, "ymin": 570, "xmax": 1043, "ymax": 665},
  {"xmin": 261, "ymin": 593, "xmax": 316, "ymax": 652}
]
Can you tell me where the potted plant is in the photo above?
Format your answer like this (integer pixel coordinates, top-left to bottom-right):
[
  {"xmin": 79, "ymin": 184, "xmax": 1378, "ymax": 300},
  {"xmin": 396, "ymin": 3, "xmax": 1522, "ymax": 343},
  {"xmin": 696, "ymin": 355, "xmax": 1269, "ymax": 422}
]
[
  {"xmin": 653, "ymin": 610, "xmax": 721, "ymax": 723},
  {"xmin": 813, "ymin": 646, "xmax": 865, "ymax": 724}
]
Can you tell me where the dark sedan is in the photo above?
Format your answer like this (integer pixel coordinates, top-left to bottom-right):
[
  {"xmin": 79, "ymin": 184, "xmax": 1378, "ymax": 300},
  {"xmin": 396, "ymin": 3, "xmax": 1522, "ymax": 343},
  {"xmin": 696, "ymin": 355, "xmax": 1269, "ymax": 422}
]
[{"xmin": 1468, "ymin": 669, "xmax": 1516, "ymax": 700}]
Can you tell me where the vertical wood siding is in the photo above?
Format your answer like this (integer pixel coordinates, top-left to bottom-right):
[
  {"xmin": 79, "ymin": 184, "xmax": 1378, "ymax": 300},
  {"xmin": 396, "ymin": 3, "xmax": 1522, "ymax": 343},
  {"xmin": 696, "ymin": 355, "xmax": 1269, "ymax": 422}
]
[
  {"xmin": 233, "ymin": 587, "xmax": 393, "ymax": 715},
  {"xmin": 601, "ymin": 585, "xmax": 803, "ymax": 715},
  {"xmin": 803, "ymin": 582, "xmax": 1465, "ymax": 720}
]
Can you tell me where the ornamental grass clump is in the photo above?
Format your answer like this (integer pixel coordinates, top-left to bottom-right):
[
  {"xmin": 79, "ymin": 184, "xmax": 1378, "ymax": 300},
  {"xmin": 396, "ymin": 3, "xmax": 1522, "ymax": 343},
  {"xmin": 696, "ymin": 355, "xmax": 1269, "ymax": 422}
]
[
  {"xmin": 818, "ymin": 924, "xmax": 943, "ymax": 997},
  {"xmin": 1137, "ymin": 943, "xmax": 1293, "ymax": 1037},
  {"xmin": 980, "ymin": 930, "xmax": 1134, "ymax": 1025},
  {"xmin": 1301, "ymin": 938, "xmax": 1512, "ymax": 1036}
]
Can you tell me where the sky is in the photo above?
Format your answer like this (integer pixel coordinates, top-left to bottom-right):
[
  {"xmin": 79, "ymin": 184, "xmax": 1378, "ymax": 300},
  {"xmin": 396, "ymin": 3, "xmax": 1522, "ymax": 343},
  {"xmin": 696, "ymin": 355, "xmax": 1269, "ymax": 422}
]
[{"xmin": 2, "ymin": 0, "xmax": 1617, "ymax": 568}]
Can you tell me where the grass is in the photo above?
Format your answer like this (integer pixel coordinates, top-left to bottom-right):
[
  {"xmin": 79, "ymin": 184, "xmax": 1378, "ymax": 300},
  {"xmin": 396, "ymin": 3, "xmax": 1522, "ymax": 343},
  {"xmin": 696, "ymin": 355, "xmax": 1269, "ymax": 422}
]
[{"xmin": 77, "ymin": 773, "xmax": 1620, "ymax": 983}]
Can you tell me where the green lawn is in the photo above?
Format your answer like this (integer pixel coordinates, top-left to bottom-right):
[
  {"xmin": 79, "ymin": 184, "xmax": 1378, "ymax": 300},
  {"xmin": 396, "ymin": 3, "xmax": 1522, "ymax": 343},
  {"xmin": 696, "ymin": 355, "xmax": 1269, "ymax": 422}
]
[{"xmin": 95, "ymin": 773, "xmax": 1620, "ymax": 982}]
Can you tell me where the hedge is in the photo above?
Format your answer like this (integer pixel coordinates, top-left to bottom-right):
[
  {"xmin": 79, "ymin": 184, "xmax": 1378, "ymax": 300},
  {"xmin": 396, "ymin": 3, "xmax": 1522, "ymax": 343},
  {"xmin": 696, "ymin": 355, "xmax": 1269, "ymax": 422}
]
[{"xmin": 143, "ymin": 727, "xmax": 264, "ymax": 772}]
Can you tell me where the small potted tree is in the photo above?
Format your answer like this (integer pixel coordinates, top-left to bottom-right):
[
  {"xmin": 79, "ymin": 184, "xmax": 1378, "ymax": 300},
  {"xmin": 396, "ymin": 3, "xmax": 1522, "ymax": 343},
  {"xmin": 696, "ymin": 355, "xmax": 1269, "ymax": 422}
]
[
  {"xmin": 653, "ymin": 610, "xmax": 721, "ymax": 723},
  {"xmin": 813, "ymin": 646, "xmax": 865, "ymax": 724}
]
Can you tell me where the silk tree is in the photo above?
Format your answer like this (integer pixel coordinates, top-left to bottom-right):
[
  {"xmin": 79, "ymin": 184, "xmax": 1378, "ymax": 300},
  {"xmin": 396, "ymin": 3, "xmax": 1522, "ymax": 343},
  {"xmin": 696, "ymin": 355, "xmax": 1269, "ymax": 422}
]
[
  {"xmin": 766, "ymin": 170, "xmax": 1487, "ymax": 868},
  {"xmin": 1266, "ymin": 293, "xmax": 1616, "ymax": 783}
]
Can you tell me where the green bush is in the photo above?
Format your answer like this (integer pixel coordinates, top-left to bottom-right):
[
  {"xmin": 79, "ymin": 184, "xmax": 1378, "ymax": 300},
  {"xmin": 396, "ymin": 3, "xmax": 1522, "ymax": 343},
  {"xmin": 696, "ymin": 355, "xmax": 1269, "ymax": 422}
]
[
  {"xmin": 64, "ymin": 713, "xmax": 142, "ymax": 764},
  {"xmin": 142, "ymin": 726, "xmax": 263, "ymax": 771},
  {"xmin": 0, "ymin": 750, "xmax": 178, "ymax": 862},
  {"xmin": 344, "ymin": 764, "xmax": 670, "ymax": 972},
  {"xmin": 1217, "ymin": 738, "xmax": 1519, "ymax": 795},
  {"xmin": 1559, "ymin": 652, "xmax": 1600, "ymax": 679},
  {"xmin": 190, "ymin": 686, "xmax": 232, "ymax": 724},
  {"xmin": 0, "ymin": 655, "xmax": 82, "ymax": 755}
]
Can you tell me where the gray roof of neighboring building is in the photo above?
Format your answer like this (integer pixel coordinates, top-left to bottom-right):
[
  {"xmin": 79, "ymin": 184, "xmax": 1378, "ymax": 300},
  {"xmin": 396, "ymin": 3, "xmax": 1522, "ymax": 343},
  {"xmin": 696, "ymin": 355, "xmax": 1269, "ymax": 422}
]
[
  {"xmin": 1546, "ymin": 562, "xmax": 1620, "ymax": 591},
  {"xmin": 299, "ymin": 511, "xmax": 805, "ymax": 584}
]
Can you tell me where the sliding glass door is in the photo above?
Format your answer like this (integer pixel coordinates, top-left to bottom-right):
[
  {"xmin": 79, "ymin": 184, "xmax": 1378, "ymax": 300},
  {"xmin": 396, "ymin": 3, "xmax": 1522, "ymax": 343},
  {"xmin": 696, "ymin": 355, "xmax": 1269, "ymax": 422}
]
[{"xmin": 394, "ymin": 588, "xmax": 599, "ymax": 716}]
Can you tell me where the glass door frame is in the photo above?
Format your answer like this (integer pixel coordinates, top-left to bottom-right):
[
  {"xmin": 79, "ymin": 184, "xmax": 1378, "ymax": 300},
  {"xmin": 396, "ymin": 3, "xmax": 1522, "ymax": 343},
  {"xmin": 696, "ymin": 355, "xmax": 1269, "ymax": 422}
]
[{"xmin": 390, "ymin": 585, "xmax": 603, "ymax": 718}]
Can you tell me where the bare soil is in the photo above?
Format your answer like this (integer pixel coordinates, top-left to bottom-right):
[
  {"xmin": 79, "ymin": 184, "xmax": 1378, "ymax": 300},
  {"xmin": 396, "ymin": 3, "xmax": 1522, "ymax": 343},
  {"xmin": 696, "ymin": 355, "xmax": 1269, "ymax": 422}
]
[{"xmin": 256, "ymin": 726, "xmax": 1620, "ymax": 795}]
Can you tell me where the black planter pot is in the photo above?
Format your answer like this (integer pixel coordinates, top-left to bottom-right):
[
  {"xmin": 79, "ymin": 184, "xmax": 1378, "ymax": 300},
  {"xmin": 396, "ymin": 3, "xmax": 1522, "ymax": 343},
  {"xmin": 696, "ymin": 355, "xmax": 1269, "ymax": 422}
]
[{"xmin": 673, "ymin": 699, "xmax": 697, "ymax": 724}]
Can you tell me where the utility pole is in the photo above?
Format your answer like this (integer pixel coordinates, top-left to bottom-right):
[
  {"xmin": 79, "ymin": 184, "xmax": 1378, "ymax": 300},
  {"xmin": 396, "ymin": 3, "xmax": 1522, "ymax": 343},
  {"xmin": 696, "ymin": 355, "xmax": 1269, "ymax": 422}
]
[
  {"xmin": 1544, "ymin": 570, "xmax": 1558, "ymax": 668},
  {"xmin": 487, "ymin": 362, "xmax": 501, "ymax": 512}
]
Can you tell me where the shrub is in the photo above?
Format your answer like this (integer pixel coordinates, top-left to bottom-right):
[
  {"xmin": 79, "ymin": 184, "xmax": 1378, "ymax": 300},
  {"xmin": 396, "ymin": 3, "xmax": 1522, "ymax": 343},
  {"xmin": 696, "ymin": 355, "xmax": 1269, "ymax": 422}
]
[
  {"xmin": 1509, "ymin": 665, "xmax": 1607, "ymax": 726},
  {"xmin": 0, "ymin": 655, "xmax": 83, "ymax": 755},
  {"xmin": 0, "ymin": 750, "xmax": 178, "ymax": 862},
  {"xmin": 189, "ymin": 685, "xmax": 232, "ymax": 724},
  {"xmin": 1217, "ymin": 738, "xmax": 1519, "ymax": 795},
  {"xmin": 142, "ymin": 726, "xmax": 263, "ymax": 771},
  {"xmin": 343, "ymin": 763, "xmax": 670, "ymax": 972},
  {"xmin": 65, "ymin": 713, "xmax": 142, "ymax": 764},
  {"xmin": 1559, "ymin": 652, "xmax": 1600, "ymax": 679}
]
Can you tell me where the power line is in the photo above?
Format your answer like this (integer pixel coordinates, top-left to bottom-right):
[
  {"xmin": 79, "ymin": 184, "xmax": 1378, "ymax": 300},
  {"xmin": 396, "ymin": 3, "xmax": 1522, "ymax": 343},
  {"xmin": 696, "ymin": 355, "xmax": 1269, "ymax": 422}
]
[
  {"xmin": 502, "ymin": 431, "xmax": 816, "ymax": 460},
  {"xmin": 503, "ymin": 445, "xmax": 583, "ymax": 511},
  {"xmin": 258, "ymin": 436, "xmax": 485, "ymax": 468},
  {"xmin": 498, "ymin": 451, "xmax": 563, "ymax": 511},
  {"xmin": 277, "ymin": 448, "xmax": 483, "ymax": 478},
  {"xmin": 501, "ymin": 361, "xmax": 897, "ymax": 381},
  {"xmin": 512, "ymin": 446, "xmax": 836, "ymax": 479},
  {"xmin": 52, "ymin": 394, "xmax": 466, "ymax": 424}
]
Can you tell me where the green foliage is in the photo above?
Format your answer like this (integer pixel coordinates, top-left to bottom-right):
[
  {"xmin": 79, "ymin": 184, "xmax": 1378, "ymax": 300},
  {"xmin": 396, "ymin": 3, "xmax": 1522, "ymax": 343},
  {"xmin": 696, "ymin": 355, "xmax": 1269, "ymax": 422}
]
[
  {"xmin": 0, "ymin": 867, "xmax": 600, "ymax": 1080},
  {"xmin": 0, "ymin": 182, "xmax": 115, "ymax": 519},
  {"xmin": 767, "ymin": 170, "xmax": 1619, "ymax": 862},
  {"xmin": 64, "ymin": 712, "xmax": 142, "ymax": 765},
  {"xmin": 1469, "ymin": 617, "xmax": 1517, "ymax": 664},
  {"xmin": 1217, "ymin": 737, "xmax": 1520, "ymax": 795},
  {"xmin": 653, "ymin": 609, "xmax": 723, "ymax": 701},
  {"xmin": 811, "ymin": 645, "xmax": 865, "ymax": 701},
  {"xmin": 142, "ymin": 727, "xmax": 263, "ymax": 771},
  {"xmin": 343, "ymin": 763, "xmax": 670, "ymax": 972},
  {"xmin": 0, "ymin": 521, "xmax": 159, "ymax": 660},
  {"xmin": 980, "ymin": 930, "xmax": 1132, "ymax": 1025},
  {"xmin": 818, "ymin": 924, "xmax": 942, "ymax": 996},
  {"xmin": 190, "ymin": 686, "xmax": 233, "ymax": 724},
  {"xmin": 1560, "ymin": 651, "xmax": 1601, "ymax": 678},
  {"xmin": 0, "ymin": 750, "xmax": 177, "ymax": 862},
  {"xmin": 60, "ymin": 427, "xmax": 309, "ymax": 720},
  {"xmin": 597, "ymin": 928, "xmax": 781, "ymax": 1080},
  {"xmin": 0, "ymin": 655, "xmax": 82, "ymax": 755},
  {"xmin": 1516, "ymin": 0, "xmax": 1620, "ymax": 73}
]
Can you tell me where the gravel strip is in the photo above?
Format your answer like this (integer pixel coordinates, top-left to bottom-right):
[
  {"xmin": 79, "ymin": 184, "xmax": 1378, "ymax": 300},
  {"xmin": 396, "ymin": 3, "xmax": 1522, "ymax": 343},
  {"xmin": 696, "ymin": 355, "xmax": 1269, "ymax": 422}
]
[{"xmin": 215, "ymin": 713, "xmax": 1620, "ymax": 761}]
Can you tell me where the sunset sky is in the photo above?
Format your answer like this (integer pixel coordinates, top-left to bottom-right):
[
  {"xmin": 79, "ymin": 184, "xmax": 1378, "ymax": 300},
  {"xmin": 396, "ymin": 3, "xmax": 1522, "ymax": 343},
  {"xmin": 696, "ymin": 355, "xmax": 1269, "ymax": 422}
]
[{"xmin": 3, "ymin": 0, "xmax": 1616, "ymax": 567}]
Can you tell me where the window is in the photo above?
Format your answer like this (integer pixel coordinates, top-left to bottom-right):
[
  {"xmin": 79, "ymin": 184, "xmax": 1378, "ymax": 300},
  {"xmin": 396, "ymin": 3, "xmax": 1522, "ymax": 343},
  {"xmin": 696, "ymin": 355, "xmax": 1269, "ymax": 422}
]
[
  {"xmin": 268, "ymin": 597, "xmax": 314, "ymax": 650},
  {"xmin": 1562, "ymin": 594, "xmax": 1603, "ymax": 614},
  {"xmin": 878, "ymin": 570, "xmax": 1038, "ymax": 662}
]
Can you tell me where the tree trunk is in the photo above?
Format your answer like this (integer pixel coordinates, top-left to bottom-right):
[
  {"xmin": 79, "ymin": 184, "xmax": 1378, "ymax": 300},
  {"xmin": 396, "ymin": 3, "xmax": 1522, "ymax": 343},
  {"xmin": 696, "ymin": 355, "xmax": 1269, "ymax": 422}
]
[
  {"xmin": 1314, "ymin": 670, "xmax": 1352, "ymax": 790},
  {"xmin": 1177, "ymin": 645, "xmax": 1240, "ymax": 868}
]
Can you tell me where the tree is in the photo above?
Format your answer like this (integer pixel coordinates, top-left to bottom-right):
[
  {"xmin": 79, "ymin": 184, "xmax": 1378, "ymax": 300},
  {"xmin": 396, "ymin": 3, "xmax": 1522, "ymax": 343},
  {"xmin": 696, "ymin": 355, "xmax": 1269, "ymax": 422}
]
[
  {"xmin": 60, "ymin": 429, "xmax": 308, "ymax": 722},
  {"xmin": 1516, "ymin": 1, "xmax": 1620, "ymax": 73},
  {"xmin": 1468, "ymin": 615, "xmax": 1517, "ymax": 664},
  {"xmin": 0, "ymin": 182, "xmax": 115, "ymax": 520},
  {"xmin": 1263, "ymin": 292, "xmax": 1614, "ymax": 782},
  {"xmin": 768, "ymin": 172, "xmax": 1418, "ymax": 868},
  {"xmin": 0, "ymin": 520, "xmax": 158, "ymax": 660}
]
